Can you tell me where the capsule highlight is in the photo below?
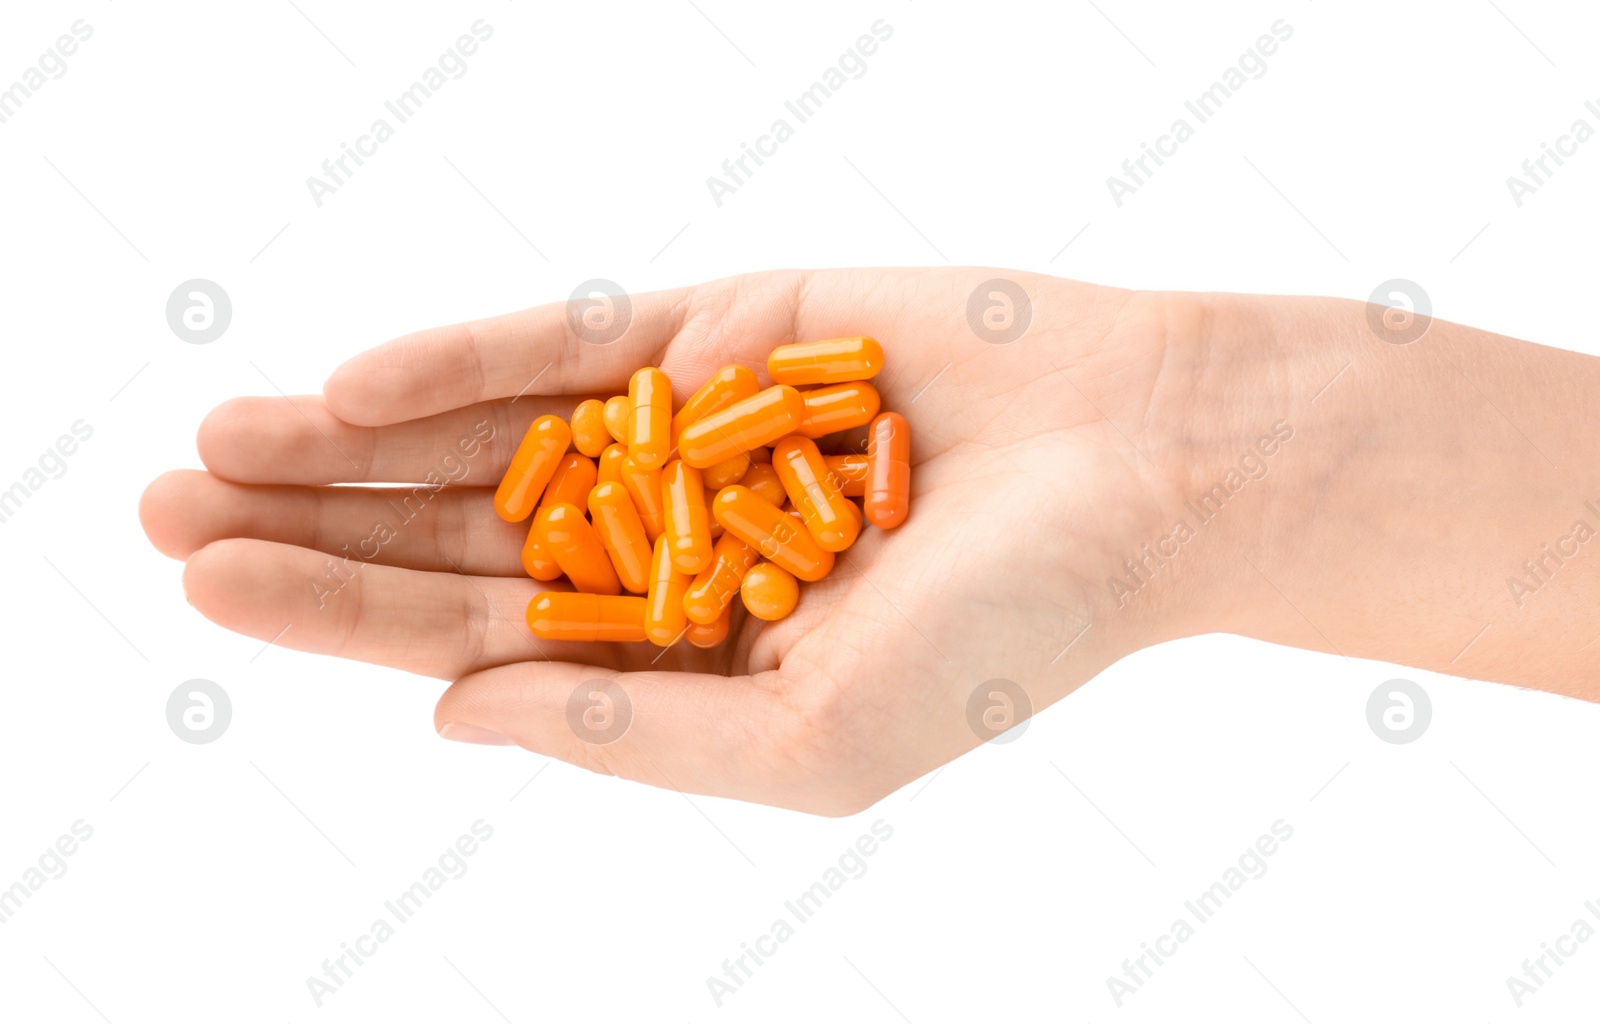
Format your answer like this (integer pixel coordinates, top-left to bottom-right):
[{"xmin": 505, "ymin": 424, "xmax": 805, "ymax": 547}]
[
  {"xmin": 662, "ymin": 460, "xmax": 713, "ymax": 575},
  {"xmin": 678, "ymin": 385, "xmax": 805, "ymax": 469},
  {"xmin": 536, "ymin": 503, "xmax": 622, "ymax": 595},
  {"xmin": 796, "ymin": 381, "xmax": 880, "ymax": 438},
  {"xmin": 864, "ymin": 411, "xmax": 911, "ymax": 529},
  {"xmin": 771, "ymin": 435, "xmax": 860, "ymax": 552},
  {"xmin": 527, "ymin": 592, "xmax": 647, "ymax": 642},
  {"xmin": 644, "ymin": 535, "xmax": 692, "ymax": 646},
  {"xmin": 627, "ymin": 367, "xmax": 672, "ymax": 470},
  {"xmin": 589, "ymin": 481, "xmax": 653, "ymax": 594},
  {"xmin": 493, "ymin": 416, "xmax": 572, "ymax": 522},
  {"xmin": 571, "ymin": 399, "xmax": 610, "ymax": 458},
  {"xmin": 683, "ymin": 532, "xmax": 759, "ymax": 624},
  {"xmin": 767, "ymin": 337, "xmax": 883, "ymax": 386},
  {"xmin": 711, "ymin": 485, "xmax": 835, "ymax": 582},
  {"xmin": 741, "ymin": 562, "xmax": 799, "ymax": 621}
]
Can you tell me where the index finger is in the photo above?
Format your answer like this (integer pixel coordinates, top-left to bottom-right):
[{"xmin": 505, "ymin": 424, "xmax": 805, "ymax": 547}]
[{"xmin": 323, "ymin": 272, "xmax": 806, "ymax": 427}]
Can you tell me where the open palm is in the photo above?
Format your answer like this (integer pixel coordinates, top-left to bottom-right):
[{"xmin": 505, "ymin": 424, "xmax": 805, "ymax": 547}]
[{"xmin": 142, "ymin": 268, "xmax": 1185, "ymax": 814}]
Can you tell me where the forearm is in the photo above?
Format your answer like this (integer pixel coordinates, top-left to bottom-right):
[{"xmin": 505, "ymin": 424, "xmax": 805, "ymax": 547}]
[{"xmin": 1172, "ymin": 292, "xmax": 1600, "ymax": 699}]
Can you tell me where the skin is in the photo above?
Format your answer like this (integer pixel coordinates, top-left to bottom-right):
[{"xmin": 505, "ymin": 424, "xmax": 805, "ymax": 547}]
[{"xmin": 139, "ymin": 269, "xmax": 1600, "ymax": 816}]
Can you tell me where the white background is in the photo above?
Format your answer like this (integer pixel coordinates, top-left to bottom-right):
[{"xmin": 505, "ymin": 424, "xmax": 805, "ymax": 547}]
[{"xmin": 2, "ymin": 0, "xmax": 1598, "ymax": 1020}]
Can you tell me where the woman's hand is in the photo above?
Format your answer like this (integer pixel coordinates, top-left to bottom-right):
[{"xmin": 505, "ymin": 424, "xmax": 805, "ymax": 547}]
[
  {"xmin": 141, "ymin": 268, "xmax": 1221, "ymax": 814},
  {"xmin": 141, "ymin": 267, "xmax": 1600, "ymax": 815}
]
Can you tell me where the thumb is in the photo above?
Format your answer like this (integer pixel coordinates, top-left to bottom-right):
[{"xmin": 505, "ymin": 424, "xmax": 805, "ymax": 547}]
[{"xmin": 433, "ymin": 661, "xmax": 861, "ymax": 816}]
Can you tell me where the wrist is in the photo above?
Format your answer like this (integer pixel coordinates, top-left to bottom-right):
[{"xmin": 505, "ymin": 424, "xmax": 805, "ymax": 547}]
[
  {"xmin": 1172, "ymin": 290, "xmax": 1600, "ymax": 695},
  {"xmin": 1120, "ymin": 290, "xmax": 1363, "ymax": 646}
]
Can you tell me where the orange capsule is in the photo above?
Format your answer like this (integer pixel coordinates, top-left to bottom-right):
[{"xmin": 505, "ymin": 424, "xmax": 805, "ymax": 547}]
[
  {"xmin": 683, "ymin": 532, "xmax": 759, "ymax": 625},
  {"xmin": 739, "ymin": 462, "xmax": 786, "ymax": 507},
  {"xmin": 603, "ymin": 396, "xmax": 629, "ymax": 443},
  {"xmin": 747, "ymin": 446, "xmax": 771, "ymax": 464},
  {"xmin": 865, "ymin": 412, "xmax": 911, "ymax": 529},
  {"xmin": 571, "ymin": 399, "xmax": 610, "ymax": 458},
  {"xmin": 670, "ymin": 364, "xmax": 760, "ymax": 449},
  {"xmin": 536, "ymin": 503, "xmax": 621, "ymax": 595},
  {"xmin": 527, "ymin": 592, "xmax": 647, "ymax": 642},
  {"xmin": 741, "ymin": 562, "xmax": 799, "ymax": 621},
  {"xmin": 494, "ymin": 415, "xmax": 572, "ymax": 522},
  {"xmin": 711, "ymin": 485, "xmax": 834, "ymax": 582},
  {"xmin": 678, "ymin": 385, "xmax": 805, "ymax": 469},
  {"xmin": 702, "ymin": 452, "xmax": 750, "ymax": 490},
  {"xmin": 771, "ymin": 435, "xmax": 860, "ymax": 552},
  {"xmin": 767, "ymin": 337, "xmax": 883, "ymax": 386},
  {"xmin": 627, "ymin": 367, "xmax": 672, "ymax": 470},
  {"xmin": 588, "ymin": 482, "xmax": 652, "ymax": 594},
  {"xmin": 518, "ymin": 453, "xmax": 596, "ymax": 580},
  {"xmin": 686, "ymin": 604, "xmax": 731, "ymax": 647},
  {"xmin": 541, "ymin": 453, "xmax": 598, "ymax": 510},
  {"xmin": 706, "ymin": 487, "xmax": 724, "ymax": 539},
  {"xmin": 823, "ymin": 454, "xmax": 869, "ymax": 498},
  {"xmin": 520, "ymin": 520, "xmax": 563, "ymax": 581},
  {"xmin": 643, "ymin": 535, "xmax": 692, "ymax": 646},
  {"xmin": 662, "ymin": 460, "xmax": 713, "ymax": 575},
  {"xmin": 596, "ymin": 442, "xmax": 629, "ymax": 485},
  {"xmin": 619, "ymin": 455, "xmax": 666, "ymax": 542},
  {"xmin": 796, "ymin": 381, "xmax": 881, "ymax": 438}
]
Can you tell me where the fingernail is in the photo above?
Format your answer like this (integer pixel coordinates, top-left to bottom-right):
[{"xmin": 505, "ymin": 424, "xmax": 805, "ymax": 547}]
[{"xmin": 439, "ymin": 723, "xmax": 516, "ymax": 746}]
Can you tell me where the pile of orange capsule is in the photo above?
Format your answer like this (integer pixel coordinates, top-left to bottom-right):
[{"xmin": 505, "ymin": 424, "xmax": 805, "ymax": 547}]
[{"xmin": 491, "ymin": 337, "xmax": 911, "ymax": 647}]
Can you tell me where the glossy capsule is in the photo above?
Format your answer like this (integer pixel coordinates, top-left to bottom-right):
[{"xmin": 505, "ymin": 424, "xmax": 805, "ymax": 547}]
[
  {"xmin": 588, "ymin": 482, "xmax": 652, "ymax": 594},
  {"xmin": 662, "ymin": 460, "xmax": 713, "ymax": 575},
  {"xmin": 520, "ymin": 520, "xmax": 563, "ymax": 581},
  {"xmin": 619, "ymin": 455, "xmax": 666, "ymax": 542},
  {"xmin": 796, "ymin": 382, "xmax": 881, "ymax": 438},
  {"xmin": 644, "ymin": 535, "xmax": 692, "ymax": 646},
  {"xmin": 706, "ymin": 487, "xmax": 724, "ymax": 539},
  {"xmin": 685, "ymin": 604, "xmax": 731, "ymax": 648},
  {"xmin": 739, "ymin": 462, "xmax": 786, "ymax": 507},
  {"xmin": 702, "ymin": 452, "xmax": 750, "ymax": 490},
  {"xmin": 671, "ymin": 364, "xmax": 759, "ymax": 449},
  {"xmin": 627, "ymin": 367, "xmax": 672, "ymax": 469},
  {"xmin": 865, "ymin": 411, "xmax": 911, "ymax": 529},
  {"xmin": 741, "ymin": 562, "xmax": 799, "ymax": 621},
  {"xmin": 678, "ymin": 385, "xmax": 805, "ymax": 469},
  {"xmin": 767, "ymin": 337, "xmax": 883, "ymax": 386},
  {"xmin": 542, "ymin": 453, "xmax": 597, "ymax": 509},
  {"xmin": 711, "ymin": 485, "xmax": 834, "ymax": 582},
  {"xmin": 596, "ymin": 442, "xmax": 629, "ymax": 485},
  {"xmin": 527, "ymin": 592, "xmax": 647, "ymax": 642},
  {"xmin": 771, "ymin": 435, "xmax": 860, "ymax": 552},
  {"xmin": 519, "ymin": 453, "xmax": 596, "ymax": 578},
  {"xmin": 493, "ymin": 416, "xmax": 572, "ymax": 522},
  {"xmin": 603, "ymin": 396, "xmax": 629, "ymax": 443},
  {"xmin": 536, "ymin": 503, "xmax": 621, "ymax": 595},
  {"xmin": 683, "ymin": 532, "xmax": 759, "ymax": 625},
  {"xmin": 747, "ymin": 446, "xmax": 771, "ymax": 464},
  {"xmin": 823, "ymin": 454, "xmax": 869, "ymax": 498},
  {"xmin": 571, "ymin": 399, "xmax": 610, "ymax": 458}
]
